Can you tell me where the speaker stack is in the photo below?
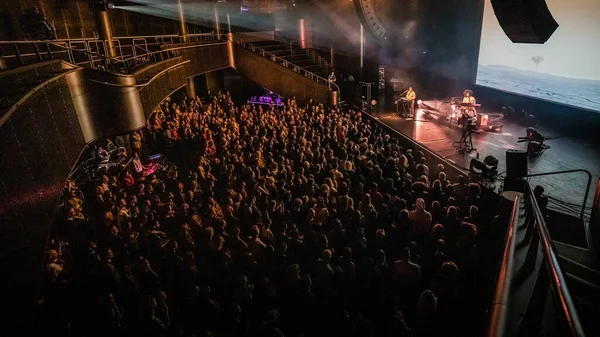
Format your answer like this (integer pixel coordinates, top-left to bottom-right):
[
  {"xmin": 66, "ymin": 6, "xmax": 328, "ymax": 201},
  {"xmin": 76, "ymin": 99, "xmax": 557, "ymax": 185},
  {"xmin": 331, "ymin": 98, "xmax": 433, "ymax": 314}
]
[
  {"xmin": 490, "ymin": 0, "xmax": 559, "ymax": 43},
  {"xmin": 504, "ymin": 149, "xmax": 528, "ymax": 193}
]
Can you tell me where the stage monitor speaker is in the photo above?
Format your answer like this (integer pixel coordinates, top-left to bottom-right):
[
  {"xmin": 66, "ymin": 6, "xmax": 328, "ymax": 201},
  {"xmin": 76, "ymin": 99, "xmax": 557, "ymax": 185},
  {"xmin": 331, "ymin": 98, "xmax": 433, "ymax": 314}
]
[
  {"xmin": 491, "ymin": 0, "xmax": 559, "ymax": 43},
  {"xmin": 506, "ymin": 149, "xmax": 528, "ymax": 179}
]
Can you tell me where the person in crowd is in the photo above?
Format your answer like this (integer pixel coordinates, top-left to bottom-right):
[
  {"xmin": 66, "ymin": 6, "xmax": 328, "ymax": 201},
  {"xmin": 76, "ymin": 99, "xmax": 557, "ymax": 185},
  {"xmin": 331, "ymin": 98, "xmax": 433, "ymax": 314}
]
[
  {"xmin": 20, "ymin": 6, "xmax": 56, "ymax": 40},
  {"xmin": 328, "ymin": 71, "xmax": 337, "ymax": 90},
  {"xmin": 40, "ymin": 91, "xmax": 493, "ymax": 337}
]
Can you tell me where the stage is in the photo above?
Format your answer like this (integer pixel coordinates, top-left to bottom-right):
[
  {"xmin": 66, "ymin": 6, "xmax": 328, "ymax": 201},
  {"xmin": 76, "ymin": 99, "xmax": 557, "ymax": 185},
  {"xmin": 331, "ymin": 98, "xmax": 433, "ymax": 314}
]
[{"xmin": 371, "ymin": 100, "xmax": 600, "ymax": 238}]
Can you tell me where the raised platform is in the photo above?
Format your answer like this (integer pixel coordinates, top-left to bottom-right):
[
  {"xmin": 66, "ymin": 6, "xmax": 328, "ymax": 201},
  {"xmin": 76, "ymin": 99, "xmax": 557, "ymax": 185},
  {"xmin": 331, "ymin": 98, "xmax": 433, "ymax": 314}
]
[{"xmin": 372, "ymin": 101, "xmax": 600, "ymax": 248}]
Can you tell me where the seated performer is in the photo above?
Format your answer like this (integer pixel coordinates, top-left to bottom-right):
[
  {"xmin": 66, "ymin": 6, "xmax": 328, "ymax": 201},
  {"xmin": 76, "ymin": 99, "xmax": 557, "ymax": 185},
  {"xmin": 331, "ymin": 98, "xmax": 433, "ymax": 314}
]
[
  {"xmin": 463, "ymin": 89, "xmax": 476, "ymax": 104},
  {"xmin": 405, "ymin": 87, "xmax": 416, "ymax": 117},
  {"xmin": 461, "ymin": 89, "xmax": 477, "ymax": 124}
]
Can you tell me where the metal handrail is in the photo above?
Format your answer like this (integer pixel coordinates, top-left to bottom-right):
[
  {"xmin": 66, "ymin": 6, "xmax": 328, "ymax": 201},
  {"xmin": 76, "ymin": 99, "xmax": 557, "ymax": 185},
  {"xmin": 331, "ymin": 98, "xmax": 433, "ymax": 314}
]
[
  {"xmin": 2, "ymin": 33, "xmax": 337, "ymax": 96},
  {"xmin": 236, "ymin": 39, "xmax": 340, "ymax": 94},
  {"xmin": 1, "ymin": 33, "xmax": 227, "ymax": 72},
  {"xmin": 89, "ymin": 60, "xmax": 190, "ymax": 88},
  {"xmin": 524, "ymin": 183, "xmax": 585, "ymax": 337},
  {"xmin": 524, "ymin": 170, "xmax": 592, "ymax": 220},
  {"xmin": 274, "ymin": 33, "xmax": 333, "ymax": 72},
  {"xmin": 0, "ymin": 37, "xmax": 99, "ymax": 44},
  {"xmin": 80, "ymin": 27, "xmax": 98, "ymax": 40},
  {"xmin": 487, "ymin": 196, "xmax": 520, "ymax": 337},
  {"xmin": 45, "ymin": 40, "xmax": 120, "ymax": 64},
  {"xmin": 119, "ymin": 41, "xmax": 226, "ymax": 65}
]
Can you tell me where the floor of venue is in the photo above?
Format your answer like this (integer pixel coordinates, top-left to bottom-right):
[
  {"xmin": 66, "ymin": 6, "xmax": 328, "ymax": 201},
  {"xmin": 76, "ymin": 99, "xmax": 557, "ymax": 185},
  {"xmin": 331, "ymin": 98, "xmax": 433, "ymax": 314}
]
[{"xmin": 371, "ymin": 101, "xmax": 600, "ymax": 248}]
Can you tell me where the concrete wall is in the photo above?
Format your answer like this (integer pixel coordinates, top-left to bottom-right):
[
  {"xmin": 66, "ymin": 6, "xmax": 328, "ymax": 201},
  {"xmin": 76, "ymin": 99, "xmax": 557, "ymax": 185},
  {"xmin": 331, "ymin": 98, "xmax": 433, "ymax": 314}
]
[
  {"xmin": 0, "ymin": 61, "xmax": 85, "ymax": 335},
  {"xmin": 234, "ymin": 44, "xmax": 330, "ymax": 104}
]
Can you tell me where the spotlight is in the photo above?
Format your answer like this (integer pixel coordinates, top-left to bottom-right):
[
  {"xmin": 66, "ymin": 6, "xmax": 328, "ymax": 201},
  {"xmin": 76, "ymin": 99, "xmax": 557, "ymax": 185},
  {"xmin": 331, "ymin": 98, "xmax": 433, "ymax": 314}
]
[
  {"xmin": 92, "ymin": 0, "xmax": 114, "ymax": 11},
  {"xmin": 417, "ymin": 99, "xmax": 422, "ymax": 105}
]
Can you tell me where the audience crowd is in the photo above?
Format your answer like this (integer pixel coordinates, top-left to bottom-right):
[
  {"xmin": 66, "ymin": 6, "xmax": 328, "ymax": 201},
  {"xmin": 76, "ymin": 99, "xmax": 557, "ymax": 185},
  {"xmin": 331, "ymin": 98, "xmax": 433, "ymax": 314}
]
[{"xmin": 39, "ymin": 91, "xmax": 494, "ymax": 337}]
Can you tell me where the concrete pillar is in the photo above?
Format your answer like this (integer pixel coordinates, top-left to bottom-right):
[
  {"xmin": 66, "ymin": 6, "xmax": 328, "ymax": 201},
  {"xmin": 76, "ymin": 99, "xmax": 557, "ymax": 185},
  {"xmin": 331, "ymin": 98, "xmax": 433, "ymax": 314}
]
[
  {"xmin": 94, "ymin": 10, "xmax": 117, "ymax": 59},
  {"xmin": 186, "ymin": 77, "xmax": 196, "ymax": 99},
  {"xmin": 330, "ymin": 46, "xmax": 334, "ymax": 69},
  {"xmin": 329, "ymin": 90, "xmax": 339, "ymax": 107},
  {"xmin": 214, "ymin": 6, "xmax": 221, "ymax": 40},
  {"xmin": 227, "ymin": 32, "xmax": 235, "ymax": 69},
  {"xmin": 227, "ymin": 13, "xmax": 232, "ymax": 33},
  {"xmin": 177, "ymin": 0, "xmax": 189, "ymax": 43},
  {"xmin": 298, "ymin": 18, "xmax": 312, "ymax": 49},
  {"xmin": 360, "ymin": 24, "xmax": 364, "ymax": 81}
]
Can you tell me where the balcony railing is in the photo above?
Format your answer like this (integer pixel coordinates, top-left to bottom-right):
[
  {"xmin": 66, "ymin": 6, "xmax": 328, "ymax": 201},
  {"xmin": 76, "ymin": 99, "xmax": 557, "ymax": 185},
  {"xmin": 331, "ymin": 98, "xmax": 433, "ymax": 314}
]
[
  {"xmin": 0, "ymin": 33, "xmax": 226, "ymax": 73},
  {"xmin": 488, "ymin": 182, "xmax": 585, "ymax": 337},
  {"xmin": 235, "ymin": 39, "xmax": 340, "ymax": 94}
]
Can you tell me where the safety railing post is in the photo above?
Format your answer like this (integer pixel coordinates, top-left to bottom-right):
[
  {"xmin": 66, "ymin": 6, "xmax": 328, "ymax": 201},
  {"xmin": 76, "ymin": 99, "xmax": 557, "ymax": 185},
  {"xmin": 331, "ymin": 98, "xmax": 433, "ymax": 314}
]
[
  {"xmin": 85, "ymin": 41, "xmax": 94, "ymax": 68},
  {"xmin": 46, "ymin": 42, "xmax": 53, "ymax": 60},
  {"xmin": 34, "ymin": 43, "xmax": 42, "ymax": 61},
  {"xmin": 13, "ymin": 43, "xmax": 24, "ymax": 65}
]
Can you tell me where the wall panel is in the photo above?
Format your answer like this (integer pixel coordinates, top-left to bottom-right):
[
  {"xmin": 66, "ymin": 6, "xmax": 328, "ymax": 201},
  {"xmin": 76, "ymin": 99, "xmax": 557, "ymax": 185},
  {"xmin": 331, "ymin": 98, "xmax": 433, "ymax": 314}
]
[
  {"xmin": 0, "ymin": 75, "xmax": 85, "ymax": 336},
  {"xmin": 233, "ymin": 45, "xmax": 330, "ymax": 104}
]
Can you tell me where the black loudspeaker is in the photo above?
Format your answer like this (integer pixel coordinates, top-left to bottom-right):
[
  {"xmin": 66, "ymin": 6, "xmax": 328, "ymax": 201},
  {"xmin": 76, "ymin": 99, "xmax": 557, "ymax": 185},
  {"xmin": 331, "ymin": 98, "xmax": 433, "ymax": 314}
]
[
  {"xmin": 506, "ymin": 149, "xmax": 528, "ymax": 179},
  {"xmin": 491, "ymin": 0, "xmax": 559, "ymax": 43}
]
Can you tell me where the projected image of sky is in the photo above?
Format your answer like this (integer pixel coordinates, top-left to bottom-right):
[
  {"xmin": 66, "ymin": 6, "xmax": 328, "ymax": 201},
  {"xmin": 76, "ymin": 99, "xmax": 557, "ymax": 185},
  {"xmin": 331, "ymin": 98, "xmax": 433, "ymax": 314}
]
[{"xmin": 476, "ymin": 0, "xmax": 600, "ymax": 112}]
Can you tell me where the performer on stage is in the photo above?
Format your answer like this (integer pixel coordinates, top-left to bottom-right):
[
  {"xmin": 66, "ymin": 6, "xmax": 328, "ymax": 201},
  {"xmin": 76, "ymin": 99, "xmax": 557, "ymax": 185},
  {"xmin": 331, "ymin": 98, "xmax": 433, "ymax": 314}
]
[
  {"xmin": 405, "ymin": 87, "xmax": 416, "ymax": 117},
  {"xmin": 461, "ymin": 89, "xmax": 478, "ymax": 124},
  {"xmin": 463, "ymin": 89, "xmax": 476, "ymax": 104}
]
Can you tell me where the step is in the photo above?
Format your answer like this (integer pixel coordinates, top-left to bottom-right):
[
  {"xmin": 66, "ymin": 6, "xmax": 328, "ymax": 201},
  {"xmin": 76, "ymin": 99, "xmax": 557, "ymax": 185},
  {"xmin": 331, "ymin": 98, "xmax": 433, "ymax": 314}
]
[
  {"xmin": 248, "ymin": 40, "xmax": 283, "ymax": 47},
  {"xmin": 255, "ymin": 44, "xmax": 288, "ymax": 51},
  {"xmin": 279, "ymin": 54, "xmax": 314, "ymax": 61},
  {"xmin": 558, "ymin": 255, "xmax": 600, "ymax": 286},
  {"xmin": 573, "ymin": 295, "xmax": 600, "ymax": 337},
  {"xmin": 291, "ymin": 60, "xmax": 318, "ymax": 67},
  {"xmin": 271, "ymin": 49, "xmax": 310, "ymax": 56},
  {"xmin": 564, "ymin": 272, "xmax": 600, "ymax": 305},
  {"xmin": 554, "ymin": 241, "xmax": 600, "ymax": 270}
]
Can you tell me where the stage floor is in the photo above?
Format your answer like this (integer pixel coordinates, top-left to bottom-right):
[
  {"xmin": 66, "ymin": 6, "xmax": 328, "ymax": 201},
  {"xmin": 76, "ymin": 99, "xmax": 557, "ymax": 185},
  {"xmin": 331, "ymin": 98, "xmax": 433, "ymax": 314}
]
[{"xmin": 372, "ymin": 105, "xmax": 600, "ymax": 232}]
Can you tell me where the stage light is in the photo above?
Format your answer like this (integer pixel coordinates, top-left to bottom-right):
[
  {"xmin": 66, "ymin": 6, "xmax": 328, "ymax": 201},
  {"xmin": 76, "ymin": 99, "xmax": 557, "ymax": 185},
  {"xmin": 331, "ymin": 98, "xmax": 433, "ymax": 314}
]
[
  {"xmin": 417, "ymin": 109, "xmax": 424, "ymax": 115},
  {"xmin": 417, "ymin": 99, "xmax": 422, "ymax": 105},
  {"xmin": 92, "ymin": 0, "xmax": 114, "ymax": 11},
  {"xmin": 470, "ymin": 155, "xmax": 498, "ymax": 179},
  {"xmin": 480, "ymin": 114, "xmax": 488, "ymax": 126}
]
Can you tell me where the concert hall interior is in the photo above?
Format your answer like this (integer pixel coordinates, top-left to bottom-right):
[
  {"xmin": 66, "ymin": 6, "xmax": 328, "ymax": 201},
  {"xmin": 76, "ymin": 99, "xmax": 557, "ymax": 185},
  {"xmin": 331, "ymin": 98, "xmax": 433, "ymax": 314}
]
[{"xmin": 1, "ymin": 0, "xmax": 600, "ymax": 336}]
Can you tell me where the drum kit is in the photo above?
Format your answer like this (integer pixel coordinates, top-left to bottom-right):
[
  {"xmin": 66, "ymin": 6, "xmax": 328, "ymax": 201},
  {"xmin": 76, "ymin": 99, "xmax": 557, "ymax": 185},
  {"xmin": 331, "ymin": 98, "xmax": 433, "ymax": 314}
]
[{"xmin": 449, "ymin": 99, "xmax": 480, "ymax": 153}]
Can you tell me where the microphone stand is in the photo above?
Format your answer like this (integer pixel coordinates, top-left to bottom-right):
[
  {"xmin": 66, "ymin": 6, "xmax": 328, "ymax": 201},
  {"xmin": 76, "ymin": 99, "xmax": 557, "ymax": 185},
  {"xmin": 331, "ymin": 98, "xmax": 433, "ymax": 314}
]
[{"xmin": 396, "ymin": 89, "xmax": 409, "ymax": 115}]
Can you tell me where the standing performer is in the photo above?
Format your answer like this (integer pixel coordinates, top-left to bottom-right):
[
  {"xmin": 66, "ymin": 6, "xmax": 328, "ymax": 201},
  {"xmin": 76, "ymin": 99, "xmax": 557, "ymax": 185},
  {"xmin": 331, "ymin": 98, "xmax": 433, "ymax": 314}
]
[{"xmin": 405, "ymin": 87, "xmax": 416, "ymax": 117}]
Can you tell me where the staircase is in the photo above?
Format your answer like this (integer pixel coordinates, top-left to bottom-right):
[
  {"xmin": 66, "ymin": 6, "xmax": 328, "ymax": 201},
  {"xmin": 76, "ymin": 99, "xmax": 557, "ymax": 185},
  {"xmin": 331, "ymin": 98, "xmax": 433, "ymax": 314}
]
[
  {"xmin": 555, "ymin": 242, "xmax": 600, "ymax": 337},
  {"xmin": 490, "ymin": 184, "xmax": 596, "ymax": 337},
  {"xmin": 247, "ymin": 40, "xmax": 331, "ymax": 79}
]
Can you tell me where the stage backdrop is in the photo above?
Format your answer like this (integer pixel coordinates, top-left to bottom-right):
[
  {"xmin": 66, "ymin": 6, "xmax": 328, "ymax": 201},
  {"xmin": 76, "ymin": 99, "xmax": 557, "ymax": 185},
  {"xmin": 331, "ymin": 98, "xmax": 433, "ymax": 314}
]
[{"xmin": 476, "ymin": 0, "xmax": 600, "ymax": 113}]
